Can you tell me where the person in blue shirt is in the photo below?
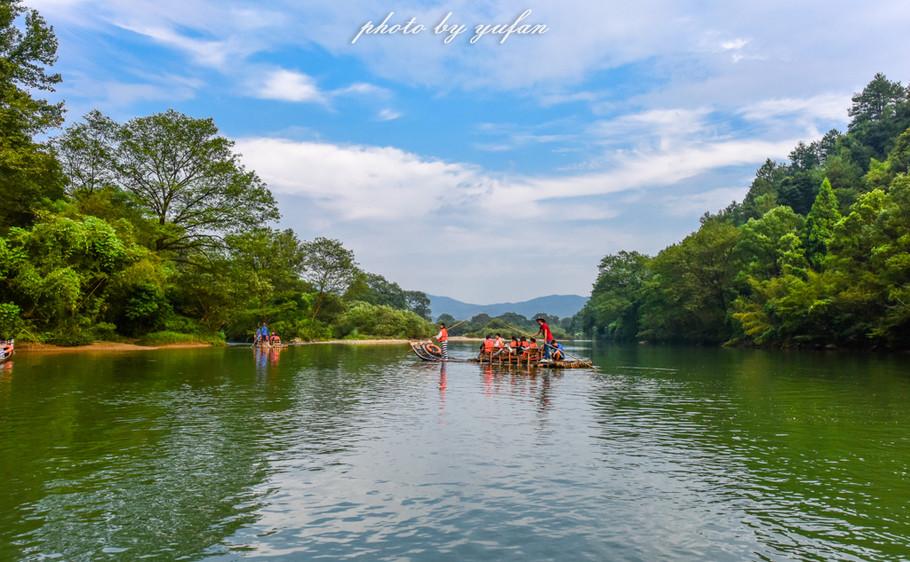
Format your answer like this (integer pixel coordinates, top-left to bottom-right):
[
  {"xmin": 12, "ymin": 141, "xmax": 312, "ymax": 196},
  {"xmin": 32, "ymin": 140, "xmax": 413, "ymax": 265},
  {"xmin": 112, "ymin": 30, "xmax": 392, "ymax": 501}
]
[
  {"xmin": 549, "ymin": 339, "xmax": 566, "ymax": 361},
  {"xmin": 255, "ymin": 322, "xmax": 271, "ymax": 346}
]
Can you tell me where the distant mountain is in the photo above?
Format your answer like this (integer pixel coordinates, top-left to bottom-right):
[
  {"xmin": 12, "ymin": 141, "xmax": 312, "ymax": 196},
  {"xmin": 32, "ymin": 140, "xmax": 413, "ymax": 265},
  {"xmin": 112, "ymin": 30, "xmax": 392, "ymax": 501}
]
[{"xmin": 428, "ymin": 294, "xmax": 589, "ymax": 321}]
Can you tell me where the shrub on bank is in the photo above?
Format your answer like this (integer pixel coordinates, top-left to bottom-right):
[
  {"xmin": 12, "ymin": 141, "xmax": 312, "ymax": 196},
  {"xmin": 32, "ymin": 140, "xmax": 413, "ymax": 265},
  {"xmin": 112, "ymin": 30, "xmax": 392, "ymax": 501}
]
[
  {"xmin": 137, "ymin": 331, "xmax": 224, "ymax": 346},
  {"xmin": 334, "ymin": 302, "xmax": 434, "ymax": 339},
  {"xmin": 0, "ymin": 303, "xmax": 23, "ymax": 340}
]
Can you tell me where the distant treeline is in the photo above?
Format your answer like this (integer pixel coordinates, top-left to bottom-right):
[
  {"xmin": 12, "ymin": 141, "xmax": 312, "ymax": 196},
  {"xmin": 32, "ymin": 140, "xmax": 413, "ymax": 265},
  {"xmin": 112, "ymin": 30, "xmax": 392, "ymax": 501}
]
[
  {"xmin": 578, "ymin": 73, "xmax": 910, "ymax": 349},
  {"xmin": 436, "ymin": 312, "xmax": 575, "ymax": 339},
  {"xmin": 0, "ymin": 1, "xmax": 433, "ymax": 345}
]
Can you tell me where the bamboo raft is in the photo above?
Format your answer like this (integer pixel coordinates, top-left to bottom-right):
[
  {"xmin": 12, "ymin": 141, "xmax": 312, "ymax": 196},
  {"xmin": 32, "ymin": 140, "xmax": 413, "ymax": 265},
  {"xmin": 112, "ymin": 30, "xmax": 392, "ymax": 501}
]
[{"xmin": 409, "ymin": 341, "xmax": 593, "ymax": 369}]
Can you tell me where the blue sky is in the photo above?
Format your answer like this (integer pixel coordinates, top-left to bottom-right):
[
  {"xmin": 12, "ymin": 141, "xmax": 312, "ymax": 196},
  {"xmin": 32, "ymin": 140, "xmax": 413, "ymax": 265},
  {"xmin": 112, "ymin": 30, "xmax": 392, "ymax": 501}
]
[{"xmin": 32, "ymin": 0, "xmax": 910, "ymax": 302}]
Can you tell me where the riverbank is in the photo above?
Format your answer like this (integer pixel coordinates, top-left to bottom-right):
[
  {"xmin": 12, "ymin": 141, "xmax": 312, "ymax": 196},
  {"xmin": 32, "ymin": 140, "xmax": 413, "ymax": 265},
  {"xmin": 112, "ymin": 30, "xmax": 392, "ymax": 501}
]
[
  {"xmin": 18, "ymin": 341, "xmax": 217, "ymax": 353},
  {"xmin": 17, "ymin": 336, "xmax": 485, "ymax": 354},
  {"xmin": 297, "ymin": 336, "xmax": 483, "ymax": 346}
]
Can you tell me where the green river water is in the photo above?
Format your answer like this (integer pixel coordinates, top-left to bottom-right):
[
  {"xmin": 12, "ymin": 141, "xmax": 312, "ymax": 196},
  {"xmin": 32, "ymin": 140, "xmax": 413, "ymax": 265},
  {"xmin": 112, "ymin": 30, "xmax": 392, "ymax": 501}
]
[{"xmin": 0, "ymin": 343, "xmax": 908, "ymax": 561}]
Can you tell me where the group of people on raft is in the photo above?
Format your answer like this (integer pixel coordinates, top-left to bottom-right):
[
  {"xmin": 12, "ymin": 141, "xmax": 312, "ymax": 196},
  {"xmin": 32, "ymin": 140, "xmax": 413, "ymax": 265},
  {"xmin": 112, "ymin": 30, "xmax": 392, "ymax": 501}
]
[
  {"xmin": 478, "ymin": 334, "xmax": 565, "ymax": 361},
  {"xmin": 429, "ymin": 317, "xmax": 567, "ymax": 361},
  {"xmin": 0, "ymin": 339, "xmax": 13, "ymax": 362},
  {"xmin": 253, "ymin": 322, "xmax": 282, "ymax": 347}
]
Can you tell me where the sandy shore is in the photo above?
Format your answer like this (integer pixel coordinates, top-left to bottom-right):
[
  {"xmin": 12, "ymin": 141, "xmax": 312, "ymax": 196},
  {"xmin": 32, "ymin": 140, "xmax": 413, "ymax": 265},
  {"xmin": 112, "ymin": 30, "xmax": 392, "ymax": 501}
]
[
  {"xmin": 298, "ymin": 336, "xmax": 483, "ymax": 346},
  {"xmin": 18, "ymin": 341, "xmax": 216, "ymax": 353}
]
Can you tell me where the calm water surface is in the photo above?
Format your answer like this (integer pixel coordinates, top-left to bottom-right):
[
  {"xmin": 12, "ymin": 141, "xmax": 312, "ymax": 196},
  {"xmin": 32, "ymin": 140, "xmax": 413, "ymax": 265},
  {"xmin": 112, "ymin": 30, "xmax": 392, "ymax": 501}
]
[{"xmin": 1, "ymin": 343, "xmax": 909, "ymax": 561}]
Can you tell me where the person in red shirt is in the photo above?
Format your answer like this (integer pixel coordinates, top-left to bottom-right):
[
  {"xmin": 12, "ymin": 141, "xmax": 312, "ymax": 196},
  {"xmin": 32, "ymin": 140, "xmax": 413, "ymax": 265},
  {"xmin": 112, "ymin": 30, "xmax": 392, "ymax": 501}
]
[
  {"xmin": 536, "ymin": 318, "xmax": 554, "ymax": 358},
  {"xmin": 434, "ymin": 322, "xmax": 449, "ymax": 360}
]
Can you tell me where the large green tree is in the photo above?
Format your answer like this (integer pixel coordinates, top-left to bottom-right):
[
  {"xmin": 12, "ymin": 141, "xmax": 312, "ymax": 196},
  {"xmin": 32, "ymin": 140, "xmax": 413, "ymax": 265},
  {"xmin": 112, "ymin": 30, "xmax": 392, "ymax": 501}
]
[
  {"xmin": 580, "ymin": 251, "xmax": 650, "ymax": 340},
  {"xmin": 301, "ymin": 237, "xmax": 357, "ymax": 319},
  {"xmin": 56, "ymin": 110, "xmax": 279, "ymax": 251},
  {"xmin": 638, "ymin": 220, "xmax": 740, "ymax": 343},
  {"xmin": 804, "ymin": 178, "xmax": 841, "ymax": 268},
  {"xmin": 0, "ymin": 0, "xmax": 65, "ymax": 228}
]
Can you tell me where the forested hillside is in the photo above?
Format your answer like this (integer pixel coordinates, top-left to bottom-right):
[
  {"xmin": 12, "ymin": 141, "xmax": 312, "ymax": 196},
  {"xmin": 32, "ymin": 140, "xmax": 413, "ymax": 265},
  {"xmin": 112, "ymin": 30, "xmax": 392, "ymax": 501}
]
[
  {"xmin": 579, "ymin": 73, "xmax": 910, "ymax": 348},
  {"xmin": 0, "ymin": 1, "xmax": 433, "ymax": 345}
]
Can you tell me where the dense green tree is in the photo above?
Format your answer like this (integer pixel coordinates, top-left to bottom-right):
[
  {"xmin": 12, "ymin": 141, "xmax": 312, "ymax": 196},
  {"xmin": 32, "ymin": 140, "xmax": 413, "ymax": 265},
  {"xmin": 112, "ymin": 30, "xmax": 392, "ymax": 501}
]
[
  {"xmin": 580, "ymin": 251, "xmax": 650, "ymax": 340},
  {"xmin": 436, "ymin": 312, "xmax": 455, "ymax": 323},
  {"xmin": 56, "ymin": 110, "xmax": 279, "ymax": 251},
  {"xmin": 0, "ymin": 0, "xmax": 65, "ymax": 228},
  {"xmin": 346, "ymin": 271, "xmax": 408, "ymax": 309},
  {"xmin": 0, "ymin": 302, "xmax": 22, "ymax": 339},
  {"xmin": 804, "ymin": 178, "xmax": 841, "ymax": 267},
  {"xmin": 638, "ymin": 221, "xmax": 740, "ymax": 343},
  {"xmin": 847, "ymin": 73, "xmax": 910, "ymax": 160},
  {"xmin": 301, "ymin": 237, "xmax": 357, "ymax": 319},
  {"xmin": 405, "ymin": 290, "xmax": 432, "ymax": 320},
  {"xmin": 0, "ymin": 213, "xmax": 136, "ymax": 342},
  {"xmin": 735, "ymin": 206, "xmax": 805, "ymax": 279},
  {"xmin": 53, "ymin": 109, "xmax": 116, "ymax": 194},
  {"xmin": 334, "ymin": 302, "xmax": 433, "ymax": 339},
  {"xmin": 737, "ymin": 160, "xmax": 785, "ymax": 222}
]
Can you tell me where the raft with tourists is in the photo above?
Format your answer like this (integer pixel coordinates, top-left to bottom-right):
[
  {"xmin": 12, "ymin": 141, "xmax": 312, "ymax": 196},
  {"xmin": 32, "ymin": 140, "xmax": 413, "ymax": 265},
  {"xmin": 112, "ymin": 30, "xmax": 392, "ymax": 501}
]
[
  {"xmin": 1, "ymin": 339, "xmax": 13, "ymax": 363},
  {"xmin": 409, "ymin": 340, "xmax": 593, "ymax": 369},
  {"xmin": 410, "ymin": 317, "xmax": 593, "ymax": 369},
  {"xmin": 409, "ymin": 339, "xmax": 593, "ymax": 370}
]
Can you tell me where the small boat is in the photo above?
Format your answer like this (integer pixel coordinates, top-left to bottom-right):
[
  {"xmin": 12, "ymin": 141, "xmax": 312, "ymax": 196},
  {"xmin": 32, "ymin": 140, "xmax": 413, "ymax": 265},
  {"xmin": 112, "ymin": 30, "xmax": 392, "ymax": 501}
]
[
  {"xmin": 410, "ymin": 341, "xmax": 446, "ymax": 361},
  {"xmin": 1, "ymin": 339, "xmax": 14, "ymax": 363}
]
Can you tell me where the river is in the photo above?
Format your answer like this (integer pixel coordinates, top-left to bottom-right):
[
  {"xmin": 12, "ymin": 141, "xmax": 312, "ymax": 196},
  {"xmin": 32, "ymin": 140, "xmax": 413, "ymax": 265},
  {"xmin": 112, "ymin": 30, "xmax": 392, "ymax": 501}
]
[{"xmin": 1, "ymin": 343, "xmax": 908, "ymax": 560}]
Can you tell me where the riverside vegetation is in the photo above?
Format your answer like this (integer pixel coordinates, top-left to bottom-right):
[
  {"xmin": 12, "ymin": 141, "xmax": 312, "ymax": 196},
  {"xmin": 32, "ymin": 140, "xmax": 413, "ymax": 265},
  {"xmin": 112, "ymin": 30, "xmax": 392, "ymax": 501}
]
[
  {"xmin": 578, "ymin": 73, "xmax": 910, "ymax": 349},
  {"xmin": 0, "ymin": 1, "xmax": 433, "ymax": 345}
]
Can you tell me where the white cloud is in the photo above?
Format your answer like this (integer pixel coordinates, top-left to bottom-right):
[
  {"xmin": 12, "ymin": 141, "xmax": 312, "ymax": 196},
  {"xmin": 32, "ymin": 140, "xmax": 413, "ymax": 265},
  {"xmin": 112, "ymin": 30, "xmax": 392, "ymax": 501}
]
[
  {"xmin": 255, "ymin": 69, "xmax": 326, "ymax": 104},
  {"xmin": 333, "ymin": 82, "xmax": 391, "ymax": 97},
  {"xmin": 248, "ymin": 71, "xmax": 390, "ymax": 106},
  {"xmin": 740, "ymin": 93, "xmax": 850, "ymax": 123},
  {"xmin": 720, "ymin": 38, "xmax": 749, "ymax": 51},
  {"xmin": 114, "ymin": 22, "xmax": 241, "ymax": 68},
  {"xmin": 660, "ymin": 186, "xmax": 749, "ymax": 217},
  {"xmin": 237, "ymin": 133, "xmax": 796, "ymax": 222},
  {"xmin": 241, "ymin": 133, "xmax": 781, "ymax": 299},
  {"xmin": 589, "ymin": 107, "xmax": 715, "ymax": 150},
  {"xmin": 377, "ymin": 108, "xmax": 402, "ymax": 121},
  {"xmin": 236, "ymin": 138, "xmax": 488, "ymax": 220}
]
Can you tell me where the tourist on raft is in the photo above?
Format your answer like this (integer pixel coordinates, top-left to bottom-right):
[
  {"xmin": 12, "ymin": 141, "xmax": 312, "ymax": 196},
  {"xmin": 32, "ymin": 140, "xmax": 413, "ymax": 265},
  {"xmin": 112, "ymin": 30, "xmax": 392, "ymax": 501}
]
[
  {"xmin": 549, "ymin": 339, "xmax": 566, "ymax": 361},
  {"xmin": 254, "ymin": 322, "xmax": 271, "ymax": 346},
  {"xmin": 494, "ymin": 333, "xmax": 505, "ymax": 349},
  {"xmin": 536, "ymin": 318, "xmax": 554, "ymax": 358},
  {"xmin": 269, "ymin": 333, "xmax": 281, "ymax": 346},
  {"xmin": 480, "ymin": 335, "xmax": 495, "ymax": 354},
  {"xmin": 433, "ymin": 322, "xmax": 449, "ymax": 360},
  {"xmin": 509, "ymin": 336, "xmax": 520, "ymax": 354}
]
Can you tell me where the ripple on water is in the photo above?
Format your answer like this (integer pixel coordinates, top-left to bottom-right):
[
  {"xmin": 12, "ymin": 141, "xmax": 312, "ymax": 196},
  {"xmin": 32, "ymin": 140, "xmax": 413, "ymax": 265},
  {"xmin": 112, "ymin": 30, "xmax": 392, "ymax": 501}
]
[{"xmin": 1, "ymin": 345, "xmax": 909, "ymax": 561}]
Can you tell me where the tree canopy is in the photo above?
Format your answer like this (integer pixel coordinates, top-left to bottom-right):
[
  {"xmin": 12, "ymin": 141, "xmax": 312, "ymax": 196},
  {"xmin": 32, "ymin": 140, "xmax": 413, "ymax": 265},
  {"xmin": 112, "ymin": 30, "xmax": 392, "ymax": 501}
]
[{"xmin": 580, "ymin": 73, "xmax": 910, "ymax": 349}]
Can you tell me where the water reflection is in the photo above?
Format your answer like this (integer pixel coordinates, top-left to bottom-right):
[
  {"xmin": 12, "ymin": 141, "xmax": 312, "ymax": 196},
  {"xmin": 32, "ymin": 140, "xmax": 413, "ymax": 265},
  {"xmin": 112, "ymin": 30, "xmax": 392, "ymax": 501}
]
[
  {"xmin": 587, "ymin": 342, "xmax": 910, "ymax": 561},
  {"xmin": 0, "ymin": 343, "xmax": 907, "ymax": 561}
]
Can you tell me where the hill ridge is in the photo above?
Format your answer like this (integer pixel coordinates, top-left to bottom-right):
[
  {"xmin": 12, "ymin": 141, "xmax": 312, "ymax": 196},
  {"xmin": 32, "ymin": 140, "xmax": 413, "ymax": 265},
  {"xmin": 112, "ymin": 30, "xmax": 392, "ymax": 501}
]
[{"xmin": 428, "ymin": 294, "xmax": 588, "ymax": 320}]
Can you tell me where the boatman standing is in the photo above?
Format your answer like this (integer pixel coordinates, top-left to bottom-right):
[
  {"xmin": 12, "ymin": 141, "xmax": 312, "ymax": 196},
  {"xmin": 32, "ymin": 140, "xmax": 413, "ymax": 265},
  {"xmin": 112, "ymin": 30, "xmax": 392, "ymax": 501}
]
[
  {"xmin": 536, "ymin": 318, "xmax": 554, "ymax": 358},
  {"xmin": 434, "ymin": 322, "xmax": 449, "ymax": 360}
]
